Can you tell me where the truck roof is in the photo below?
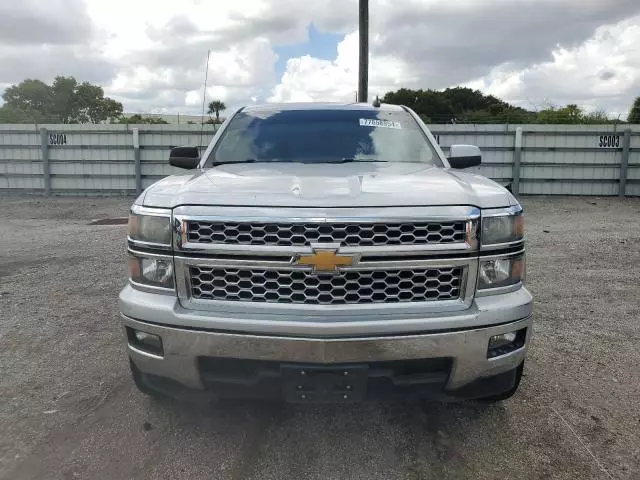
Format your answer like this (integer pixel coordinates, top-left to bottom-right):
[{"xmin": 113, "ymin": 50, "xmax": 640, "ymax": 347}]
[{"xmin": 241, "ymin": 102, "xmax": 406, "ymax": 113}]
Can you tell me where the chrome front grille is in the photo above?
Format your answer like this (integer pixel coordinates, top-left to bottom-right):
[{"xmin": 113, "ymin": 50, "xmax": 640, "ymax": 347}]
[
  {"xmin": 174, "ymin": 206, "xmax": 479, "ymax": 311},
  {"xmin": 186, "ymin": 220, "xmax": 466, "ymax": 247},
  {"xmin": 189, "ymin": 266, "xmax": 463, "ymax": 305}
]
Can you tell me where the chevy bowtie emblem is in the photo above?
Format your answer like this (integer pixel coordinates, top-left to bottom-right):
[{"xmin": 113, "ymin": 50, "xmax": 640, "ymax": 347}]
[{"xmin": 293, "ymin": 248, "xmax": 358, "ymax": 273}]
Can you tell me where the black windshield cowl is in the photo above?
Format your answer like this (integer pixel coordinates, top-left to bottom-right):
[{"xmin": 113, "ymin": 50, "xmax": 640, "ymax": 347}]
[
  {"xmin": 213, "ymin": 158, "xmax": 391, "ymax": 166},
  {"xmin": 212, "ymin": 159, "xmax": 327, "ymax": 167},
  {"xmin": 327, "ymin": 158, "xmax": 390, "ymax": 164},
  {"xmin": 212, "ymin": 159, "xmax": 258, "ymax": 167}
]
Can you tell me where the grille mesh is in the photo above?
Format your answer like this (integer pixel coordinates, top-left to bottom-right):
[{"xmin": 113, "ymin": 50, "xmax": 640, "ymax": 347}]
[
  {"xmin": 189, "ymin": 267, "xmax": 463, "ymax": 305},
  {"xmin": 186, "ymin": 221, "xmax": 466, "ymax": 247}
]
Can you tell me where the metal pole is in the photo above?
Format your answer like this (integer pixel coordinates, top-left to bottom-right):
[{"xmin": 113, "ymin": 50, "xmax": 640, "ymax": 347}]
[
  {"xmin": 40, "ymin": 128, "xmax": 51, "ymax": 195},
  {"xmin": 358, "ymin": 0, "xmax": 369, "ymax": 103},
  {"xmin": 133, "ymin": 128, "xmax": 142, "ymax": 195},
  {"xmin": 512, "ymin": 127, "xmax": 523, "ymax": 196},
  {"xmin": 199, "ymin": 50, "xmax": 211, "ymax": 156},
  {"xmin": 619, "ymin": 128, "xmax": 631, "ymax": 197}
]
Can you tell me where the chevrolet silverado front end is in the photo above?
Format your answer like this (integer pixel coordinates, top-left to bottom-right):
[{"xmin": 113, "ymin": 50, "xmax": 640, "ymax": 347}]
[{"xmin": 119, "ymin": 103, "xmax": 532, "ymax": 403}]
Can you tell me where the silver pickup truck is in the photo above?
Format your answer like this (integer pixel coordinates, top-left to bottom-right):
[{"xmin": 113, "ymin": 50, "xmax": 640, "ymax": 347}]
[{"xmin": 119, "ymin": 103, "xmax": 532, "ymax": 403}]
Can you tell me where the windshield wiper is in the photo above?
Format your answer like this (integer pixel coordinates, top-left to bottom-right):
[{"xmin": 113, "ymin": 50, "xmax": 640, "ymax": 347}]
[
  {"xmin": 327, "ymin": 158, "xmax": 389, "ymax": 164},
  {"xmin": 212, "ymin": 158, "xmax": 389, "ymax": 166},
  {"xmin": 211, "ymin": 159, "xmax": 258, "ymax": 167}
]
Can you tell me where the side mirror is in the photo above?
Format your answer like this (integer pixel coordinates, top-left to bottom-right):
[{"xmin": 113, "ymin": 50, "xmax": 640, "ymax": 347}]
[
  {"xmin": 447, "ymin": 144, "xmax": 482, "ymax": 169},
  {"xmin": 170, "ymin": 146, "xmax": 200, "ymax": 169}
]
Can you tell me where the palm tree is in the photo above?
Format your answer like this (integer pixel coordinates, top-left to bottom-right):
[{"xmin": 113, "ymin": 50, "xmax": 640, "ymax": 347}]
[{"xmin": 207, "ymin": 100, "xmax": 226, "ymax": 123}]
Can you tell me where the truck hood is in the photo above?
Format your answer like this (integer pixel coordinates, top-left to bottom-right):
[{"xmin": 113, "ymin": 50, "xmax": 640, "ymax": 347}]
[{"xmin": 140, "ymin": 162, "xmax": 516, "ymax": 209}]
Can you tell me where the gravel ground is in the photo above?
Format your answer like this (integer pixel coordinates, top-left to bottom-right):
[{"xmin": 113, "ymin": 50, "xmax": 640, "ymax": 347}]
[{"xmin": 0, "ymin": 195, "xmax": 638, "ymax": 480}]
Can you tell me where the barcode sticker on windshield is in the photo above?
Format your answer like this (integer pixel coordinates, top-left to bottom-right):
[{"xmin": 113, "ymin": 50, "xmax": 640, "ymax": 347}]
[{"xmin": 359, "ymin": 119, "xmax": 402, "ymax": 129}]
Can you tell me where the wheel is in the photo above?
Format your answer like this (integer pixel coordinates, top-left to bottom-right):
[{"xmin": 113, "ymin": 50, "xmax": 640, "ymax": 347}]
[{"xmin": 474, "ymin": 362, "xmax": 524, "ymax": 403}]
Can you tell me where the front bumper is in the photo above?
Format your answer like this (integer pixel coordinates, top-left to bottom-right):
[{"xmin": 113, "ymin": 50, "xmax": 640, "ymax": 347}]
[
  {"xmin": 119, "ymin": 284, "xmax": 533, "ymax": 337},
  {"xmin": 122, "ymin": 312, "xmax": 533, "ymax": 398}
]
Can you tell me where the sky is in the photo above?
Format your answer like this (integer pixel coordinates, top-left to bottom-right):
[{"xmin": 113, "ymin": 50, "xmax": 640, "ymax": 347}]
[{"xmin": 1, "ymin": 0, "xmax": 640, "ymax": 118}]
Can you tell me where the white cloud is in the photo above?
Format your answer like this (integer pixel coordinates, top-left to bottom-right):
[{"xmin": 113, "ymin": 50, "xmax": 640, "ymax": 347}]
[
  {"xmin": 1, "ymin": 0, "xmax": 639, "ymax": 117},
  {"xmin": 269, "ymin": 31, "xmax": 415, "ymax": 103},
  {"xmin": 81, "ymin": 0, "xmax": 292, "ymax": 112},
  {"xmin": 185, "ymin": 90, "xmax": 201, "ymax": 106},
  {"xmin": 468, "ymin": 16, "xmax": 640, "ymax": 116},
  {"xmin": 271, "ymin": 11, "xmax": 640, "ymax": 118}
]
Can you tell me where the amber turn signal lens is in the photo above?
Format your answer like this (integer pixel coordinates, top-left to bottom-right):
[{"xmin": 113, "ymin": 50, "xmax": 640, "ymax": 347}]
[
  {"xmin": 128, "ymin": 256, "xmax": 141, "ymax": 282},
  {"xmin": 514, "ymin": 214, "xmax": 525, "ymax": 238}
]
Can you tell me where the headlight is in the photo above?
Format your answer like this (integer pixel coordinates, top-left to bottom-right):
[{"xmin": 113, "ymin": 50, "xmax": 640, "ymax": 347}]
[
  {"xmin": 128, "ymin": 206, "xmax": 172, "ymax": 245},
  {"xmin": 478, "ymin": 254, "xmax": 525, "ymax": 290},
  {"xmin": 129, "ymin": 255, "xmax": 174, "ymax": 289},
  {"xmin": 481, "ymin": 207, "xmax": 524, "ymax": 246}
]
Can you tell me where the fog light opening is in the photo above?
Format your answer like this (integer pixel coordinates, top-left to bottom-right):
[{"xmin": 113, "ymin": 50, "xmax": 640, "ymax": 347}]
[
  {"xmin": 127, "ymin": 327, "xmax": 164, "ymax": 356},
  {"xmin": 487, "ymin": 328, "xmax": 526, "ymax": 358}
]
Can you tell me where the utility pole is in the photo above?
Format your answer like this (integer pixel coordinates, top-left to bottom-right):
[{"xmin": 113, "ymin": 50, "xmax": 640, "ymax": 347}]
[{"xmin": 358, "ymin": 0, "xmax": 369, "ymax": 103}]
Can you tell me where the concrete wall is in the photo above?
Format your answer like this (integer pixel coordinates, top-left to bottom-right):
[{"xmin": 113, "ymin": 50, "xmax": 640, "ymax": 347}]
[
  {"xmin": 432, "ymin": 124, "xmax": 639, "ymax": 196},
  {"xmin": 1, "ymin": 123, "xmax": 638, "ymax": 196}
]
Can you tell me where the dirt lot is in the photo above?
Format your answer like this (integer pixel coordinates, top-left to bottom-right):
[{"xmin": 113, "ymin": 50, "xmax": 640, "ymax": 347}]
[{"xmin": 0, "ymin": 195, "xmax": 638, "ymax": 480}]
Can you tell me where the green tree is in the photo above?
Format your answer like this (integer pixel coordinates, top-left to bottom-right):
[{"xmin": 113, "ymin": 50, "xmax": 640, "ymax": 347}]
[
  {"xmin": 50, "ymin": 76, "xmax": 78, "ymax": 122},
  {"xmin": 0, "ymin": 76, "xmax": 123, "ymax": 124},
  {"xmin": 207, "ymin": 100, "xmax": 226, "ymax": 122},
  {"xmin": 2, "ymin": 79, "xmax": 53, "ymax": 115},
  {"xmin": 563, "ymin": 104, "xmax": 583, "ymax": 122},
  {"xmin": 582, "ymin": 110, "xmax": 611, "ymax": 124},
  {"xmin": 536, "ymin": 104, "xmax": 591, "ymax": 124},
  {"xmin": 73, "ymin": 82, "xmax": 123, "ymax": 123},
  {"xmin": 382, "ymin": 87, "xmax": 534, "ymax": 124},
  {"xmin": 0, "ymin": 105, "xmax": 47, "ymax": 123},
  {"xmin": 534, "ymin": 106, "xmax": 614, "ymax": 125},
  {"xmin": 101, "ymin": 98, "xmax": 125, "ymax": 122},
  {"xmin": 381, "ymin": 88, "xmax": 421, "ymax": 108},
  {"xmin": 628, "ymin": 97, "xmax": 640, "ymax": 123},
  {"xmin": 117, "ymin": 114, "xmax": 168, "ymax": 124},
  {"xmin": 459, "ymin": 109, "xmax": 497, "ymax": 124},
  {"xmin": 536, "ymin": 107, "xmax": 563, "ymax": 124},
  {"xmin": 382, "ymin": 88, "xmax": 453, "ymax": 122},
  {"xmin": 442, "ymin": 87, "xmax": 502, "ymax": 113}
]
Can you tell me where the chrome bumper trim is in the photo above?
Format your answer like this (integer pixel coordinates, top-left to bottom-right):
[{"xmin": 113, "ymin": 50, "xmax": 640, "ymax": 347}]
[
  {"xmin": 172, "ymin": 205, "xmax": 480, "ymax": 254},
  {"xmin": 119, "ymin": 284, "xmax": 532, "ymax": 336},
  {"xmin": 123, "ymin": 315, "xmax": 532, "ymax": 391}
]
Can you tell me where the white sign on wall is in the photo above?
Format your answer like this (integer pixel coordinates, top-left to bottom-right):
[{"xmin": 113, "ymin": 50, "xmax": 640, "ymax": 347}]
[
  {"xmin": 48, "ymin": 133, "xmax": 68, "ymax": 145},
  {"xmin": 597, "ymin": 135, "xmax": 620, "ymax": 148}
]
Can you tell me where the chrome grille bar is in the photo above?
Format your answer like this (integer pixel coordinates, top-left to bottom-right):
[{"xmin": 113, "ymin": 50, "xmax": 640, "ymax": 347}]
[
  {"xmin": 173, "ymin": 206, "xmax": 480, "ymax": 254},
  {"xmin": 186, "ymin": 220, "xmax": 466, "ymax": 247},
  {"xmin": 189, "ymin": 266, "xmax": 463, "ymax": 305}
]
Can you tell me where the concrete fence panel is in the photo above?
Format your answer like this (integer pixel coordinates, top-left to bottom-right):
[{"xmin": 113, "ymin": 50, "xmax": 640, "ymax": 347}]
[{"xmin": 1, "ymin": 123, "xmax": 639, "ymax": 197}]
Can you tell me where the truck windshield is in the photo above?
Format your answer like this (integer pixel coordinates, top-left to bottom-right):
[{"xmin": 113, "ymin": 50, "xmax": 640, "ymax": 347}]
[{"xmin": 207, "ymin": 108, "xmax": 442, "ymax": 166}]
